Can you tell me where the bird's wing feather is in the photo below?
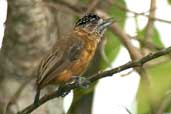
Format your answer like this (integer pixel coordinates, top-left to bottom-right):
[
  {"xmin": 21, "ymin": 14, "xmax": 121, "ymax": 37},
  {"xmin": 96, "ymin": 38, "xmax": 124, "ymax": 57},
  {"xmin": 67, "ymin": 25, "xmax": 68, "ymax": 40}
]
[{"xmin": 37, "ymin": 37, "xmax": 84, "ymax": 87}]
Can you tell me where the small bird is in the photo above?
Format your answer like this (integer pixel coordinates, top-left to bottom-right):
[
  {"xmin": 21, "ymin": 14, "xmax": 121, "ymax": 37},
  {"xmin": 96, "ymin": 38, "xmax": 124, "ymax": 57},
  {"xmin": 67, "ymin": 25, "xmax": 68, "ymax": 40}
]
[{"xmin": 34, "ymin": 13, "xmax": 113, "ymax": 104}]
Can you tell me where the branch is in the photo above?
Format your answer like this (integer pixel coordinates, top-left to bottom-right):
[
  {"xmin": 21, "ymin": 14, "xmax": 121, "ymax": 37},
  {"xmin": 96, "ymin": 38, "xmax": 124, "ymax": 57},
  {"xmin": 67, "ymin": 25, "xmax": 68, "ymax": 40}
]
[
  {"xmin": 18, "ymin": 46, "xmax": 171, "ymax": 114},
  {"xmin": 113, "ymin": 2, "xmax": 171, "ymax": 24},
  {"xmin": 130, "ymin": 36, "xmax": 163, "ymax": 50},
  {"xmin": 144, "ymin": 0, "xmax": 156, "ymax": 42},
  {"xmin": 52, "ymin": 0, "xmax": 171, "ymax": 24}
]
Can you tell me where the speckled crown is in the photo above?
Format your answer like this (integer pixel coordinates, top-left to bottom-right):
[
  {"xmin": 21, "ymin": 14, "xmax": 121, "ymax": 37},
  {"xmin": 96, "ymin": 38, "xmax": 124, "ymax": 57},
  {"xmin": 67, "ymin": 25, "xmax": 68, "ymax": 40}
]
[{"xmin": 75, "ymin": 13, "xmax": 100, "ymax": 27}]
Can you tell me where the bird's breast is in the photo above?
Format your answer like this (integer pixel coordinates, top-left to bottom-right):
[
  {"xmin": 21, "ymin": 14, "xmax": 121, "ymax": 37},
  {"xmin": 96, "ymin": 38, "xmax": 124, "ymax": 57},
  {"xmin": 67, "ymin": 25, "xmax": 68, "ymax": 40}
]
[{"xmin": 71, "ymin": 41, "xmax": 97, "ymax": 76}]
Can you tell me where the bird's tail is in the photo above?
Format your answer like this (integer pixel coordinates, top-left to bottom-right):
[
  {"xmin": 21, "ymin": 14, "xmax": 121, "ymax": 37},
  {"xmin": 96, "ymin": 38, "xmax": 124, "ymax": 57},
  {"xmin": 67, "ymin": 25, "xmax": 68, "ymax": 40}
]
[{"xmin": 34, "ymin": 86, "xmax": 40, "ymax": 106}]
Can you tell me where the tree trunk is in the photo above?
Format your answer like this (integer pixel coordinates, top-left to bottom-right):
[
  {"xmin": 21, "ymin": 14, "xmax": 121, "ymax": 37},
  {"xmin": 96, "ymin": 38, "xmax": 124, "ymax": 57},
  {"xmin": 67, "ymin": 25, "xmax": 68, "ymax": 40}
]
[{"xmin": 0, "ymin": 0, "xmax": 76, "ymax": 114}]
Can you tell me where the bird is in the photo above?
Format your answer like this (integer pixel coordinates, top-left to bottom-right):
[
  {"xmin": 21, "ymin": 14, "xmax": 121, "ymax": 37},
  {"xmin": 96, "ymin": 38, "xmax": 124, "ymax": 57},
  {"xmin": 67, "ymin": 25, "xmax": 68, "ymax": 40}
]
[{"xmin": 34, "ymin": 13, "xmax": 113, "ymax": 104}]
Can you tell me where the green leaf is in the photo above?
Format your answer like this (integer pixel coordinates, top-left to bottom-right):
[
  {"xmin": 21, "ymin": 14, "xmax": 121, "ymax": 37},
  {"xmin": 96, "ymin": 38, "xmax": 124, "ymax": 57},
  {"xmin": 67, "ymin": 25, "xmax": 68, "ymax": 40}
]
[
  {"xmin": 168, "ymin": 0, "xmax": 171, "ymax": 5},
  {"xmin": 152, "ymin": 28, "xmax": 164, "ymax": 48},
  {"xmin": 98, "ymin": 0, "xmax": 126, "ymax": 69},
  {"xmin": 108, "ymin": 0, "xmax": 126, "ymax": 27},
  {"xmin": 99, "ymin": 31, "xmax": 121, "ymax": 69},
  {"xmin": 137, "ymin": 27, "xmax": 164, "ymax": 48},
  {"xmin": 137, "ymin": 27, "xmax": 166, "ymax": 114},
  {"xmin": 148, "ymin": 61, "xmax": 171, "ymax": 99},
  {"xmin": 137, "ymin": 61, "xmax": 171, "ymax": 114}
]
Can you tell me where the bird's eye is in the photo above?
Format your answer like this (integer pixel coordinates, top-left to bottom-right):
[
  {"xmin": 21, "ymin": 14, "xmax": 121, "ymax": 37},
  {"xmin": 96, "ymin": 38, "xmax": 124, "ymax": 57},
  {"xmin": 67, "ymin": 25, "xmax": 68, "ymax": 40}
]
[{"xmin": 75, "ymin": 13, "xmax": 100, "ymax": 27}]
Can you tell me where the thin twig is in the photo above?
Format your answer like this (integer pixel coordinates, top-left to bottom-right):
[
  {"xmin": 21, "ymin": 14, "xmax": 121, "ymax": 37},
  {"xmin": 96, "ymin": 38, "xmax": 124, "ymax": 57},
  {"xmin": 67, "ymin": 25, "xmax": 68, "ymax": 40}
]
[
  {"xmin": 17, "ymin": 46, "xmax": 171, "ymax": 114},
  {"xmin": 144, "ymin": 0, "xmax": 156, "ymax": 42},
  {"xmin": 114, "ymin": 2, "xmax": 171, "ymax": 24},
  {"xmin": 130, "ymin": 36, "xmax": 163, "ymax": 50},
  {"xmin": 53, "ymin": 0, "xmax": 171, "ymax": 24}
]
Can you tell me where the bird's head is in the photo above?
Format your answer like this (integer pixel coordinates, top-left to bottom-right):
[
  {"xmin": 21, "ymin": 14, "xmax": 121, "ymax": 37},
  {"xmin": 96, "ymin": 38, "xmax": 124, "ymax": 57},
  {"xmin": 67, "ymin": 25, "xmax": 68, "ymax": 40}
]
[{"xmin": 74, "ymin": 13, "xmax": 113, "ymax": 37}]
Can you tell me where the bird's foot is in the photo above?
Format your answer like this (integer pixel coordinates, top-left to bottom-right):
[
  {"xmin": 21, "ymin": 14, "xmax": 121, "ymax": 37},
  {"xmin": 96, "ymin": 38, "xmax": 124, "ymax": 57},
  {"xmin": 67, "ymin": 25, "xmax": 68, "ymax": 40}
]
[
  {"xmin": 57, "ymin": 86, "xmax": 71, "ymax": 97},
  {"xmin": 71, "ymin": 76, "xmax": 90, "ymax": 88},
  {"xmin": 57, "ymin": 77, "xmax": 90, "ymax": 97}
]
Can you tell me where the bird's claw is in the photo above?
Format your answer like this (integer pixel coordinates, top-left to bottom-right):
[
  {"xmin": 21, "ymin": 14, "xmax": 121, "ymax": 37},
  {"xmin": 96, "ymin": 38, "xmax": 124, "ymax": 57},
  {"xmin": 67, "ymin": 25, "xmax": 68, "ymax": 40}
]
[
  {"xmin": 72, "ymin": 76, "xmax": 90, "ymax": 88},
  {"xmin": 57, "ymin": 86, "xmax": 71, "ymax": 97},
  {"xmin": 57, "ymin": 77, "xmax": 90, "ymax": 97}
]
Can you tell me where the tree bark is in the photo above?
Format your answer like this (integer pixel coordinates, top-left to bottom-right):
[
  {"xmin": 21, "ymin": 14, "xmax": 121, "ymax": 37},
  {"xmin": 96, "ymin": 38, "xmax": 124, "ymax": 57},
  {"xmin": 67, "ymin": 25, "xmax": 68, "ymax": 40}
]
[{"xmin": 0, "ymin": 0, "xmax": 76, "ymax": 114}]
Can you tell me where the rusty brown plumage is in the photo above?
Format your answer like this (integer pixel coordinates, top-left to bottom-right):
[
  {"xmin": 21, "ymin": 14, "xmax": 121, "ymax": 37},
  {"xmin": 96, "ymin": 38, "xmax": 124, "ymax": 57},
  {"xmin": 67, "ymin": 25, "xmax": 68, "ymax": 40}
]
[{"xmin": 34, "ymin": 13, "xmax": 113, "ymax": 104}]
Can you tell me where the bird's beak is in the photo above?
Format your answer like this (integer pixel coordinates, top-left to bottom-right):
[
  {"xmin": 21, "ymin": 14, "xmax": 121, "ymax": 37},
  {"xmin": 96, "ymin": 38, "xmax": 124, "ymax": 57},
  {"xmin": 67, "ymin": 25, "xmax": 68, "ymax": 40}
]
[{"xmin": 97, "ymin": 18, "xmax": 114, "ymax": 32}]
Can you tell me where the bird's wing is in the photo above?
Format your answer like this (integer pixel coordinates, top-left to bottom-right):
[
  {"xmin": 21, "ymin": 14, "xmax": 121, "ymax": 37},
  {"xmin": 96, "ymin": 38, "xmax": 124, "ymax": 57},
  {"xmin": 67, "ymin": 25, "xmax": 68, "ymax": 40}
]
[{"xmin": 37, "ymin": 37, "xmax": 84, "ymax": 87}]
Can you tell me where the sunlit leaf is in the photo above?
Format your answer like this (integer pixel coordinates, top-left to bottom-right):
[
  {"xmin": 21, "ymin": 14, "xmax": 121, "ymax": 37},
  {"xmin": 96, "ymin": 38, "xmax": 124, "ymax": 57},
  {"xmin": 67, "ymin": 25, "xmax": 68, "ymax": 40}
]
[
  {"xmin": 137, "ymin": 25, "xmax": 168, "ymax": 114},
  {"xmin": 168, "ymin": 0, "xmax": 171, "ymax": 5},
  {"xmin": 98, "ymin": 0, "xmax": 126, "ymax": 69},
  {"xmin": 108, "ymin": 0, "xmax": 126, "ymax": 27},
  {"xmin": 152, "ymin": 28, "xmax": 164, "ymax": 48},
  {"xmin": 137, "ymin": 58, "xmax": 171, "ymax": 114},
  {"xmin": 99, "ymin": 31, "xmax": 121, "ymax": 69},
  {"xmin": 137, "ymin": 27, "xmax": 164, "ymax": 49}
]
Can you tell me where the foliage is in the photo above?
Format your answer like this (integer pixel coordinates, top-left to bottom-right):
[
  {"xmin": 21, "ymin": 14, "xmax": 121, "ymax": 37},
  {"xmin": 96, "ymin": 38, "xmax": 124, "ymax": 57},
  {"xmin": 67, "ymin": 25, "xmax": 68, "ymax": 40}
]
[{"xmin": 137, "ymin": 26, "xmax": 171, "ymax": 114}]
